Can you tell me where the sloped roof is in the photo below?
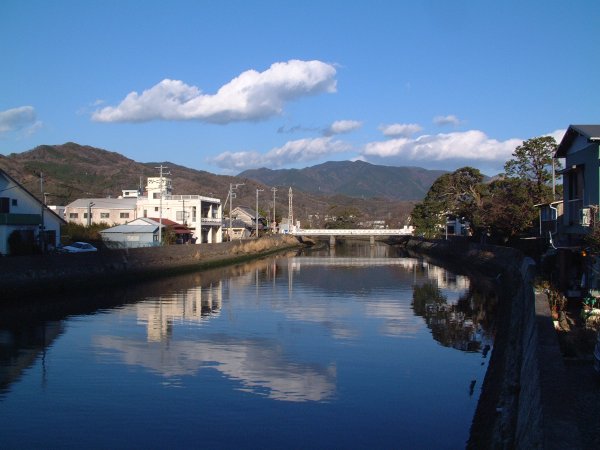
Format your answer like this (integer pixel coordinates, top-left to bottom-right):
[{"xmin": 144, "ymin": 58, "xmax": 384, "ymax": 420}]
[
  {"xmin": 232, "ymin": 205, "xmax": 265, "ymax": 220},
  {"xmin": 0, "ymin": 169, "xmax": 66, "ymax": 224},
  {"xmin": 100, "ymin": 224, "xmax": 158, "ymax": 234},
  {"xmin": 556, "ymin": 125, "xmax": 600, "ymax": 157},
  {"xmin": 147, "ymin": 217, "xmax": 193, "ymax": 234},
  {"xmin": 224, "ymin": 218, "xmax": 249, "ymax": 228},
  {"xmin": 66, "ymin": 197, "xmax": 137, "ymax": 209}
]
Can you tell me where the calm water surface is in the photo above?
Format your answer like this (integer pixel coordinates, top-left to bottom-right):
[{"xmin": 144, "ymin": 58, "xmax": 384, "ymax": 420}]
[{"xmin": 0, "ymin": 243, "xmax": 496, "ymax": 449}]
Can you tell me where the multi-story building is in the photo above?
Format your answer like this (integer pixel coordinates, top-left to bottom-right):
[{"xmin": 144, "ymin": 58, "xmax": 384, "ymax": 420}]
[
  {"xmin": 136, "ymin": 177, "xmax": 222, "ymax": 244},
  {"xmin": 64, "ymin": 177, "xmax": 222, "ymax": 244}
]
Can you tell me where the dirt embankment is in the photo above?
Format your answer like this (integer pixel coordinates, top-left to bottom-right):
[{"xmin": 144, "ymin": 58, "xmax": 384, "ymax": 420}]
[{"xmin": 0, "ymin": 235, "xmax": 303, "ymax": 300}]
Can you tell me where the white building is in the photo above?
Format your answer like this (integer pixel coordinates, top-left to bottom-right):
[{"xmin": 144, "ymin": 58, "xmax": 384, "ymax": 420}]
[
  {"xmin": 64, "ymin": 178, "xmax": 222, "ymax": 244},
  {"xmin": 0, "ymin": 169, "xmax": 66, "ymax": 255},
  {"xmin": 65, "ymin": 196, "xmax": 138, "ymax": 227},
  {"xmin": 136, "ymin": 177, "xmax": 222, "ymax": 244}
]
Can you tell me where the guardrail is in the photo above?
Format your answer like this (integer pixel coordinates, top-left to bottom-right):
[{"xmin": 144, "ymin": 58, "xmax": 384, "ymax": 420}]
[{"xmin": 291, "ymin": 228, "xmax": 413, "ymax": 236}]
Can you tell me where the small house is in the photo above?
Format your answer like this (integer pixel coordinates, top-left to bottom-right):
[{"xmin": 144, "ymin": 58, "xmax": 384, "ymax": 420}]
[
  {"xmin": 0, "ymin": 169, "xmax": 66, "ymax": 255},
  {"xmin": 100, "ymin": 217, "xmax": 161, "ymax": 249},
  {"xmin": 555, "ymin": 125, "xmax": 600, "ymax": 243}
]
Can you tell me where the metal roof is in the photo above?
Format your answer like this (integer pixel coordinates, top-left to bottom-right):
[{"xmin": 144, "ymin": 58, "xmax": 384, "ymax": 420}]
[
  {"xmin": 100, "ymin": 224, "xmax": 158, "ymax": 234},
  {"xmin": 66, "ymin": 198, "xmax": 138, "ymax": 209},
  {"xmin": 555, "ymin": 124, "xmax": 600, "ymax": 157}
]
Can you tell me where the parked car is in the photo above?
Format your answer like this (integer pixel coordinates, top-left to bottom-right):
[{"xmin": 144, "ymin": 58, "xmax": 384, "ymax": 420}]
[{"xmin": 60, "ymin": 242, "xmax": 98, "ymax": 253}]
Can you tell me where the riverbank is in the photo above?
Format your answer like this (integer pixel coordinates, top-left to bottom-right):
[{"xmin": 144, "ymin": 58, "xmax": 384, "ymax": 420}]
[
  {"xmin": 0, "ymin": 235, "xmax": 304, "ymax": 301},
  {"xmin": 399, "ymin": 238, "xmax": 582, "ymax": 450}
]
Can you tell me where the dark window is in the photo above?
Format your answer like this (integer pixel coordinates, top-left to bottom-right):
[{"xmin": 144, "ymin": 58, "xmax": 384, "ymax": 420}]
[
  {"xmin": 120, "ymin": 212, "xmax": 130, "ymax": 219},
  {"xmin": 11, "ymin": 199, "xmax": 17, "ymax": 206},
  {"xmin": 0, "ymin": 197, "xmax": 9, "ymax": 213}
]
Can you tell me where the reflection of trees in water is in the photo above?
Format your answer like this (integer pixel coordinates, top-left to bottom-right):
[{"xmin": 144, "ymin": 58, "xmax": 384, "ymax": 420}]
[{"xmin": 412, "ymin": 282, "xmax": 496, "ymax": 353}]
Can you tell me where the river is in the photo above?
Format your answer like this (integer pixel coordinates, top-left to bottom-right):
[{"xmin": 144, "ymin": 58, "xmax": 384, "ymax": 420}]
[{"xmin": 0, "ymin": 242, "xmax": 496, "ymax": 449}]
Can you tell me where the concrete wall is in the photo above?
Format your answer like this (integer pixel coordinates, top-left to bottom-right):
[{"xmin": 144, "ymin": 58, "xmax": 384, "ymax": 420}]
[
  {"xmin": 1, "ymin": 235, "xmax": 301, "ymax": 300},
  {"xmin": 402, "ymin": 238, "xmax": 581, "ymax": 450}
]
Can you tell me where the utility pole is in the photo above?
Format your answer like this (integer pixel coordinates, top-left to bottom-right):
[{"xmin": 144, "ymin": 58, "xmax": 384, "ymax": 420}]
[
  {"xmin": 288, "ymin": 187, "xmax": 293, "ymax": 233},
  {"xmin": 229, "ymin": 183, "xmax": 244, "ymax": 240},
  {"xmin": 39, "ymin": 172, "xmax": 45, "ymax": 251},
  {"xmin": 155, "ymin": 165, "xmax": 169, "ymax": 245},
  {"xmin": 271, "ymin": 187, "xmax": 277, "ymax": 233},
  {"xmin": 256, "ymin": 188, "xmax": 264, "ymax": 237}
]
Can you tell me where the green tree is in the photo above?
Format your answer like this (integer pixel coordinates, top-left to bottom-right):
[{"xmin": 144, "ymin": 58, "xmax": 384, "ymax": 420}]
[
  {"xmin": 411, "ymin": 167, "xmax": 484, "ymax": 238},
  {"xmin": 504, "ymin": 136, "xmax": 560, "ymax": 204},
  {"xmin": 474, "ymin": 178, "xmax": 538, "ymax": 242},
  {"xmin": 325, "ymin": 206, "xmax": 361, "ymax": 229}
]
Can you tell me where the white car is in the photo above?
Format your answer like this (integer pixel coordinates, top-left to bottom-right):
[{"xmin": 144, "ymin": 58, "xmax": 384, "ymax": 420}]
[{"xmin": 61, "ymin": 242, "xmax": 98, "ymax": 253}]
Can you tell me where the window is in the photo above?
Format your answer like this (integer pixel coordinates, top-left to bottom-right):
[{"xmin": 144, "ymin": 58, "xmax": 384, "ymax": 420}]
[
  {"xmin": 176, "ymin": 210, "xmax": 186, "ymax": 221},
  {"xmin": 100, "ymin": 212, "xmax": 110, "ymax": 219},
  {"xmin": 153, "ymin": 193, "xmax": 160, "ymax": 199},
  {"xmin": 192, "ymin": 206, "xmax": 197, "ymax": 222},
  {"xmin": 69, "ymin": 213, "xmax": 78, "ymax": 219},
  {"xmin": 11, "ymin": 199, "xmax": 17, "ymax": 206},
  {"xmin": 83, "ymin": 213, "xmax": 89, "ymax": 219},
  {"xmin": 143, "ymin": 209, "xmax": 147, "ymax": 218},
  {"xmin": 154, "ymin": 207, "xmax": 159, "ymax": 212},
  {"xmin": 120, "ymin": 212, "xmax": 130, "ymax": 219},
  {"xmin": 0, "ymin": 197, "xmax": 9, "ymax": 213}
]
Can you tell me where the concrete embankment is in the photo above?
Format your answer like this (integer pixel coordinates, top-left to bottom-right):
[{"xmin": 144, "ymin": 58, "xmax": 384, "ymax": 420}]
[
  {"xmin": 1, "ymin": 235, "xmax": 303, "ymax": 301},
  {"xmin": 401, "ymin": 238, "xmax": 581, "ymax": 450}
]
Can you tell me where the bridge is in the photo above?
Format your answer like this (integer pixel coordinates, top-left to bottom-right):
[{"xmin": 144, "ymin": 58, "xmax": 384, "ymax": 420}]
[{"xmin": 290, "ymin": 227, "xmax": 413, "ymax": 245}]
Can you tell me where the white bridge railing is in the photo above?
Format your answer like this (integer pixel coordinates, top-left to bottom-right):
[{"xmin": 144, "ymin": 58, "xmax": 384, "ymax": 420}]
[{"xmin": 290, "ymin": 227, "xmax": 413, "ymax": 236}]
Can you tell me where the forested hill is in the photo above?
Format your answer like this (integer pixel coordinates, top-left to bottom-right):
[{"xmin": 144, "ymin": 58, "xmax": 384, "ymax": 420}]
[{"xmin": 239, "ymin": 160, "xmax": 446, "ymax": 201}]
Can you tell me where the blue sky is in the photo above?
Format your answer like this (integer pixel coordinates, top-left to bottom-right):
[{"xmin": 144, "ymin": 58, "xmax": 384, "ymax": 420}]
[{"xmin": 1, "ymin": 0, "xmax": 598, "ymax": 176}]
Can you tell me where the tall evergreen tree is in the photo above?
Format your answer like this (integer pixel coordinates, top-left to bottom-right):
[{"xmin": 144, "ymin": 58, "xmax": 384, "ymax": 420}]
[{"xmin": 503, "ymin": 136, "xmax": 560, "ymax": 204}]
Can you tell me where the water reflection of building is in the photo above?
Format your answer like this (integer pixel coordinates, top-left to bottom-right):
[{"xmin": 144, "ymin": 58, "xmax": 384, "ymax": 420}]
[
  {"xmin": 288, "ymin": 257, "xmax": 470, "ymax": 296},
  {"xmin": 423, "ymin": 264, "xmax": 470, "ymax": 291},
  {"xmin": 137, "ymin": 282, "xmax": 223, "ymax": 342}
]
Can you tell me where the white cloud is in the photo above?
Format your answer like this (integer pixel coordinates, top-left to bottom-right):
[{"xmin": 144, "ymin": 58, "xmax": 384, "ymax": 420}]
[
  {"xmin": 546, "ymin": 128, "xmax": 566, "ymax": 144},
  {"xmin": 433, "ymin": 114, "xmax": 461, "ymax": 126},
  {"xmin": 0, "ymin": 106, "xmax": 40, "ymax": 134},
  {"xmin": 378, "ymin": 123, "xmax": 422, "ymax": 138},
  {"xmin": 362, "ymin": 130, "xmax": 523, "ymax": 172},
  {"xmin": 92, "ymin": 60, "xmax": 337, "ymax": 124},
  {"xmin": 210, "ymin": 136, "xmax": 351, "ymax": 171},
  {"xmin": 324, "ymin": 120, "xmax": 362, "ymax": 136}
]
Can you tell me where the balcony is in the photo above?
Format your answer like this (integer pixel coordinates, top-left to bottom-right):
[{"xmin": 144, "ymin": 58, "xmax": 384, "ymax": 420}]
[{"xmin": 201, "ymin": 217, "xmax": 222, "ymax": 226}]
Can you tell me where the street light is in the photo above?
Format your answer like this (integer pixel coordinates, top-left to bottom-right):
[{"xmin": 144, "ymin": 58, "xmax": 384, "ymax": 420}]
[{"xmin": 256, "ymin": 188, "xmax": 264, "ymax": 237}]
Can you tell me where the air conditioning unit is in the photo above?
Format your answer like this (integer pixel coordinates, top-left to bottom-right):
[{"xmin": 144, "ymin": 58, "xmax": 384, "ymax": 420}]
[{"xmin": 580, "ymin": 207, "xmax": 591, "ymax": 226}]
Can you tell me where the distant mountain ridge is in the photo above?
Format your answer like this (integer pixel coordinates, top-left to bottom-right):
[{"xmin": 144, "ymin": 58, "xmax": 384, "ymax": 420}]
[
  {"xmin": 0, "ymin": 142, "xmax": 442, "ymax": 227},
  {"xmin": 239, "ymin": 160, "xmax": 446, "ymax": 201}
]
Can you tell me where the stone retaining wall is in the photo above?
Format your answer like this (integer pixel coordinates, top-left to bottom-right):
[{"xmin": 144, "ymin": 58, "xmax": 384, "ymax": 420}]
[
  {"xmin": 402, "ymin": 238, "xmax": 581, "ymax": 450},
  {"xmin": 0, "ymin": 235, "xmax": 302, "ymax": 300}
]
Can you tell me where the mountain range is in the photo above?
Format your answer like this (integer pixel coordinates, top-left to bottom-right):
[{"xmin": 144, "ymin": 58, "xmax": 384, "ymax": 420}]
[
  {"xmin": 0, "ymin": 142, "xmax": 446, "ymax": 226},
  {"xmin": 239, "ymin": 161, "xmax": 445, "ymax": 200}
]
